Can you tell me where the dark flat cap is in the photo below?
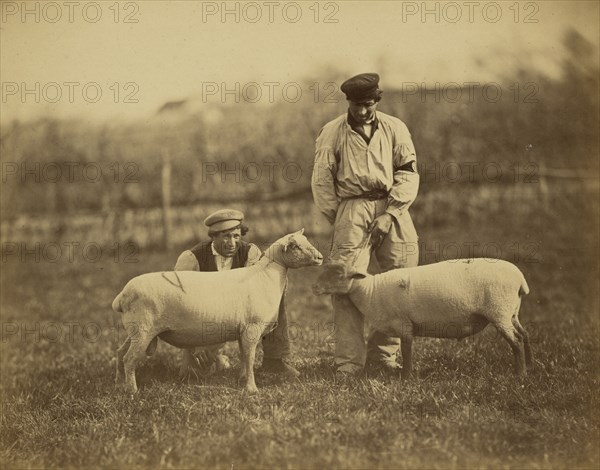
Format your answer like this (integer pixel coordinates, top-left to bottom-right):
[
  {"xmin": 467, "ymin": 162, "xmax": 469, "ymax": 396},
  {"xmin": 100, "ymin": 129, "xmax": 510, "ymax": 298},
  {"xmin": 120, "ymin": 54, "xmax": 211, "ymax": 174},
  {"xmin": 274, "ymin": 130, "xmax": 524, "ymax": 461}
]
[
  {"xmin": 204, "ymin": 209, "xmax": 244, "ymax": 232},
  {"xmin": 340, "ymin": 73, "xmax": 381, "ymax": 101}
]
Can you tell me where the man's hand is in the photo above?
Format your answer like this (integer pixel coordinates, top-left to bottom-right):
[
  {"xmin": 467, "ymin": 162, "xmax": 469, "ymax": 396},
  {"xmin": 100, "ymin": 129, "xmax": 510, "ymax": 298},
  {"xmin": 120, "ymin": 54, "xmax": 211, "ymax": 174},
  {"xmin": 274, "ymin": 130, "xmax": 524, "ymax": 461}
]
[{"xmin": 368, "ymin": 213, "xmax": 393, "ymax": 249}]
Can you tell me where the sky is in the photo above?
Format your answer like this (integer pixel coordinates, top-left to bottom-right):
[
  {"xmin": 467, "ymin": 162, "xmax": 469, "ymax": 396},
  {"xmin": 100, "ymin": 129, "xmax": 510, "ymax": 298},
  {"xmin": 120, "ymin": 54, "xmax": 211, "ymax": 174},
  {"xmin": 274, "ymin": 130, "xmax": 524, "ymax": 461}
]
[{"xmin": 1, "ymin": 0, "xmax": 599, "ymax": 123}]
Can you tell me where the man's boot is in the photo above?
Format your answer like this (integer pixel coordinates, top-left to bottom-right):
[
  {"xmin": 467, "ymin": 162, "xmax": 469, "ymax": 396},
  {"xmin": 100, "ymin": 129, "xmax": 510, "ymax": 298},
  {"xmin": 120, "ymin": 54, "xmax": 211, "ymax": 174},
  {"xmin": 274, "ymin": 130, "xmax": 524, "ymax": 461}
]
[{"xmin": 261, "ymin": 358, "xmax": 300, "ymax": 378}]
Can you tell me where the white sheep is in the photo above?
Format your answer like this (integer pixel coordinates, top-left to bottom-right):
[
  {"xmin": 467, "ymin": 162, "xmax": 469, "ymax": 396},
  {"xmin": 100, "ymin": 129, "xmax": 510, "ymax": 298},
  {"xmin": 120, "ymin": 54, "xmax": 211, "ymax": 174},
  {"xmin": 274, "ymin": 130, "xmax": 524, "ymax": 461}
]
[
  {"xmin": 112, "ymin": 229, "xmax": 323, "ymax": 393},
  {"xmin": 312, "ymin": 258, "xmax": 531, "ymax": 378}
]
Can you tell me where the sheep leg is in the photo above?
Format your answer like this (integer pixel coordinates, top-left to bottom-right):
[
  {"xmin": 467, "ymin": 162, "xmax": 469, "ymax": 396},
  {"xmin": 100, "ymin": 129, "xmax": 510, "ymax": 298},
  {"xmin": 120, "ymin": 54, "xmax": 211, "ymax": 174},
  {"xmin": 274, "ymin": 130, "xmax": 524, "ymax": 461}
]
[
  {"xmin": 238, "ymin": 338, "xmax": 247, "ymax": 384},
  {"xmin": 494, "ymin": 321, "xmax": 526, "ymax": 376},
  {"xmin": 115, "ymin": 336, "xmax": 131, "ymax": 384},
  {"xmin": 123, "ymin": 329, "xmax": 155, "ymax": 393},
  {"xmin": 239, "ymin": 333, "xmax": 259, "ymax": 394},
  {"xmin": 245, "ymin": 342, "xmax": 259, "ymax": 394},
  {"xmin": 396, "ymin": 321, "xmax": 414, "ymax": 380},
  {"xmin": 512, "ymin": 316, "xmax": 532, "ymax": 368},
  {"xmin": 400, "ymin": 336, "xmax": 413, "ymax": 380}
]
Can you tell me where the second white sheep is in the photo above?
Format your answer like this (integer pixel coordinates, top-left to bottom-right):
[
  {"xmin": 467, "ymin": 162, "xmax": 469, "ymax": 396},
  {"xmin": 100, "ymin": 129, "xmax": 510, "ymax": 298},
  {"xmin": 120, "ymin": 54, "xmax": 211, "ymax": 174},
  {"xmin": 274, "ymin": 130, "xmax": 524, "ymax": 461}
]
[{"xmin": 313, "ymin": 258, "xmax": 531, "ymax": 378}]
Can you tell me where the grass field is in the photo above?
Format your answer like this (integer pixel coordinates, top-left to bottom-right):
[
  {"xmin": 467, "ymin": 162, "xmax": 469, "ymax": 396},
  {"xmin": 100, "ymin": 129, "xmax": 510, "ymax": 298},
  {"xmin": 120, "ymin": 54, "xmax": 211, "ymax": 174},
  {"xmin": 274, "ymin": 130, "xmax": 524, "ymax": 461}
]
[{"xmin": 1, "ymin": 195, "xmax": 599, "ymax": 469}]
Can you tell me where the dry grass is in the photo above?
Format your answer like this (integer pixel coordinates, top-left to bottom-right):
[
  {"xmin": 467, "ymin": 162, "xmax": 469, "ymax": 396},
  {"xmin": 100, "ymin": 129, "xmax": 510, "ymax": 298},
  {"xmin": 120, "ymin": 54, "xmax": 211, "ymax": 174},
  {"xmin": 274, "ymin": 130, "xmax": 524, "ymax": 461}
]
[{"xmin": 1, "ymin": 197, "xmax": 599, "ymax": 469}]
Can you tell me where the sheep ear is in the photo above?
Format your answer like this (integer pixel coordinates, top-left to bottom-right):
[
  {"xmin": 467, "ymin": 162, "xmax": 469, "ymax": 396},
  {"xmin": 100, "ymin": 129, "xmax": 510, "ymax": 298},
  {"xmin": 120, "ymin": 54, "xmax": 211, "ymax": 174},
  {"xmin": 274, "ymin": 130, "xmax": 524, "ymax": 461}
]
[
  {"xmin": 295, "ymin": 228, "xmax": 305, "ymax": 236},
  {"xmin": 283, "ymin": 236, "xmax": 297, "ymax": 252},
  {"xmin": 348, "ymin": 270, "xmax": 367, "ymax": 280}
]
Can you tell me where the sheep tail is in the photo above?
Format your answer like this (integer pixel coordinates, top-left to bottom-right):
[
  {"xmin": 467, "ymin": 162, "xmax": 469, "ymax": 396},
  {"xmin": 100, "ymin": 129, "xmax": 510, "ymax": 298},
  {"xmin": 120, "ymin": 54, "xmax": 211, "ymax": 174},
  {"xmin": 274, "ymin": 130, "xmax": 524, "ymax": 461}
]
[
  {"xmin": 112, "ymin": 291, "xmax": 124, "ymax": 313},
  {"xmin": 519, "ymin": 275, "xmax": 530, "ymax": 297}
]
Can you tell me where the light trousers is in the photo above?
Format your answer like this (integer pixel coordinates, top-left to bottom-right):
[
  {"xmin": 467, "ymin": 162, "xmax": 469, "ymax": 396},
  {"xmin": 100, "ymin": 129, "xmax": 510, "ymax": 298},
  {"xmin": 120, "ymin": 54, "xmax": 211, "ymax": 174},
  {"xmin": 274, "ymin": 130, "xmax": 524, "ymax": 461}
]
[{"xmin": 330, "ymin": 198, "xmax": 419, "ymax": 373}]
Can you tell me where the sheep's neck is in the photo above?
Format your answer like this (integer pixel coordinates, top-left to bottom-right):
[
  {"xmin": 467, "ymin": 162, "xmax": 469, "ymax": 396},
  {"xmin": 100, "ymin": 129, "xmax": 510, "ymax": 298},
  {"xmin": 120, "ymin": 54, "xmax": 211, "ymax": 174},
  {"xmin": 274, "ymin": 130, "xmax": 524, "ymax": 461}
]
[
  {"xmin": 248, "ymin": 256, "xmax": 287, "ymax": 306},
  {"xmin": 260, "ymin": 249, "xmax": 289, "ymax": 280},
  {"xmin": 349, "ymin": 276, "xmax": 397, "ymax": 333},
  {"xmin": 263, "ymin": 244, "xmax": 288, "ymax": 269},
  {"xmin": 348, "ymin": 278, "xmax": 375, "ymax": 319}
]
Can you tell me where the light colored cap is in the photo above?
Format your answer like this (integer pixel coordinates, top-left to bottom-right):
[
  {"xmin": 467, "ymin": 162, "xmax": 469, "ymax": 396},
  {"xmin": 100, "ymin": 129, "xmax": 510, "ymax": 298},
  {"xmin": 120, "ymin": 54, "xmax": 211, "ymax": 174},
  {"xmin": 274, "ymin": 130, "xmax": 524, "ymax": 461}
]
[{"xmin": 204, "ymin": 209, "xmax": 244, "ymax": 232}]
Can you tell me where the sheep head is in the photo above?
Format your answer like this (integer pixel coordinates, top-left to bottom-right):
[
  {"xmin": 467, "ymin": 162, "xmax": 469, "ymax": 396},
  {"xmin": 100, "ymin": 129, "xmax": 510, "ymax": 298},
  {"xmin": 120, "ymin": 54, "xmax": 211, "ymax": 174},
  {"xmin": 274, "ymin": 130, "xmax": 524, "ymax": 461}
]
[
  {"xmin": 312, "ymin": 263, "xmax": 365, "ymax": 295},
  {"xmin": 272, "ymin": 229, "xmax": 324, "ymax": 268}
]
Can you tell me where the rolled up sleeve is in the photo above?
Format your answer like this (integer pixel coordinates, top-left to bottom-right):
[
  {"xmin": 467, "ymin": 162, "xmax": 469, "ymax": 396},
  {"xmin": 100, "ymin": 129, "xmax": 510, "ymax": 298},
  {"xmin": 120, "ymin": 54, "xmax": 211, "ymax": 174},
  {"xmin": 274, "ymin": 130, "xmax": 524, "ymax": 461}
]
[
  {"xmin": 386, "ymin": 128, "xmax": 419, "ymax": 220},
  {"xmin": 311, "ymin": 146, "xmax": 339, "ymax": 225},
  {"xmin": 174, "ymin": 250, "xmax": 199, "ymax": 271},
  {"xmin": 245, "ymin": 243, "xmax": 262, "ymax": 267}
]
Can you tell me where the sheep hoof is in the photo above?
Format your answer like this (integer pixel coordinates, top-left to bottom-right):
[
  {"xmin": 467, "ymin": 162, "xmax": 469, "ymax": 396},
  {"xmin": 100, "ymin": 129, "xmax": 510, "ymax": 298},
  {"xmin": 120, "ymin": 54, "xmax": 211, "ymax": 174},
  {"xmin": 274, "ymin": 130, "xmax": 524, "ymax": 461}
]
[
  {"xmin": 117, "ymin": 382, "xmax": 138, "ymax": 394},
  {"xmin": 244, "ymin": 385, "xmax": 259, "ymax": 395}
]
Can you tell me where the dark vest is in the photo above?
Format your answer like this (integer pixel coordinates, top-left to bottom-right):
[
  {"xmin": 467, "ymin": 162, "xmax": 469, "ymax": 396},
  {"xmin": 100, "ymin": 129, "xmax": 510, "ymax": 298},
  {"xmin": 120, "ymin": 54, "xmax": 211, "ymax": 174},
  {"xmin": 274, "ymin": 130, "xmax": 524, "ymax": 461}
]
[{"xmin": 190, "ymin": 240, "xmax": 251, "ymax": 272}]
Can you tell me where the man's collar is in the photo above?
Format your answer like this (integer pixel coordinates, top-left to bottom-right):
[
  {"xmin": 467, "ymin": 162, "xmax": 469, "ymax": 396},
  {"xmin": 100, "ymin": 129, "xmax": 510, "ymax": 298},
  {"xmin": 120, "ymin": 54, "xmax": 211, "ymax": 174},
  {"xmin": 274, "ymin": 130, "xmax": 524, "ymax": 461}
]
[
  {"xmin": 210, "ymin": 242, "xmax": 221, "ymax": 257},
  {"xmin": 346, "ymin": 111, "xmax": 378, "ymax": 129}
]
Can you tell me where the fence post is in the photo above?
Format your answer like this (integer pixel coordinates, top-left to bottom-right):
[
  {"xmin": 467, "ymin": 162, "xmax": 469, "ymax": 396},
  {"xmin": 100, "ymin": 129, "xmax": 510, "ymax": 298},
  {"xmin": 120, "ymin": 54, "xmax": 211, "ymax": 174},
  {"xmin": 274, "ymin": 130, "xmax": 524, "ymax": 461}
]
[
  {"xmin": 539, "ymin": 161, "xmax": 549, "ymax": 205},
  {"xmin": 162, "ymin": 149, "xmax": 173, "ymax": 249}
]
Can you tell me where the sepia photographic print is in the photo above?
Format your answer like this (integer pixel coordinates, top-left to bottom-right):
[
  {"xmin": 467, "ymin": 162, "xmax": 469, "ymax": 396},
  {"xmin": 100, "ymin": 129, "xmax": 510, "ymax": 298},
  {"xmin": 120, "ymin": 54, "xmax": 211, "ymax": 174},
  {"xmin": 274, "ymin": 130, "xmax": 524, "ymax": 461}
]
[{"xmin": 1, "ymin": 1, "xmax": 599, "ymax": 468}]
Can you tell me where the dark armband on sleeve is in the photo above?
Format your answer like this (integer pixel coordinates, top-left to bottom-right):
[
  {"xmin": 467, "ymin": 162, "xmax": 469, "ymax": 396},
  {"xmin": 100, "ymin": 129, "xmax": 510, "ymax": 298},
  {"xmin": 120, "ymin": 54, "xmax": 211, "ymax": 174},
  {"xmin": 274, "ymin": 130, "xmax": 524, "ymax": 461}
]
[{"xmin": 397, "ymin": 161, "xmax": 416, "ymax": 172}]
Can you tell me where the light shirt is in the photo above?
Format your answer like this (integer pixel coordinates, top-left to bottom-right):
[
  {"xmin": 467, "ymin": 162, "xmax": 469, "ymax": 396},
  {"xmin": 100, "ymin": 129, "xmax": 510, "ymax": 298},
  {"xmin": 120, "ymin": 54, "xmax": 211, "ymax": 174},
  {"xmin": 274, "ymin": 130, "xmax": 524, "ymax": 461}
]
[
  {"xmin": 211, "ymin": 242, "xmax": 234, "ymax": 271},
  {"xmin": 311, "ymin": 111, "xmax": 419, "ymax": 224},
  {"xmin": 362, "ymin": 122, "xmax": 373, "ymax": 137}
]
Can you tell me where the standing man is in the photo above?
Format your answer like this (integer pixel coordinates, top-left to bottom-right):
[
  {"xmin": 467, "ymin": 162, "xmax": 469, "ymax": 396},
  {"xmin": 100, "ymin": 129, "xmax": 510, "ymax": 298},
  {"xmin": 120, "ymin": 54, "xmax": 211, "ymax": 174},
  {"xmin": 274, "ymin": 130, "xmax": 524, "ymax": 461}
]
[
  {"xmin": 174, "ymin": 209, "xmax": 299, "ymax": 378},
  {"xmin": 311, "ymin": 73, "xmax": 419, "ymax": 376}
]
